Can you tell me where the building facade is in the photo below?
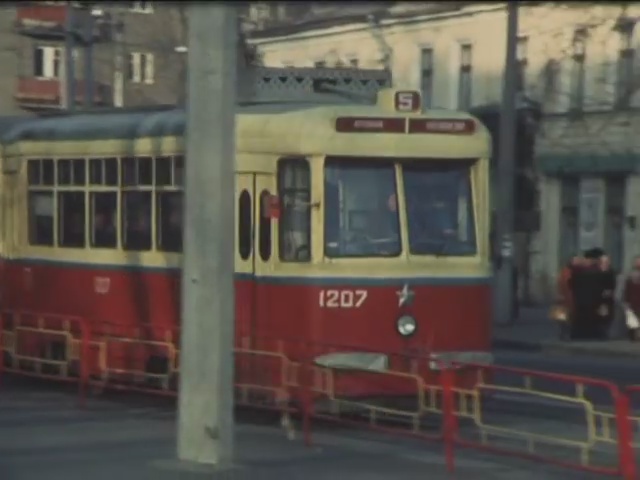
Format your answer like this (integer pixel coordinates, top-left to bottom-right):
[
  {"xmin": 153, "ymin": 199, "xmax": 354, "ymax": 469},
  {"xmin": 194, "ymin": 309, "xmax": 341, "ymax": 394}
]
[
  {"xmin": 0, "ymin": 1, "xmax": 328, "ymax": 114},
  {"xmin": 250, "ymin": 2, "xmax": 640, "ymax": 303},
  {"xmin": 0, "ymin": 1, "xmax": 188, "ymax": 114}
]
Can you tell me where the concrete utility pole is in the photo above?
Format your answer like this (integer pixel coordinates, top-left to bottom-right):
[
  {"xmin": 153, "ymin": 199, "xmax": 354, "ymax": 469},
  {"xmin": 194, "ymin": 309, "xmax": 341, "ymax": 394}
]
[
  {"xmin": 63, "ymin": 4, "xmax": 75, "ymax": 111},
  {"xmin": 83, "ymin": 7, "xmax": 94, "ymax": 108},
  {"xmin": 494, "ymin": 1, "xmax": 519, "ymax": 326},
  {"xmin": 112, "ymin": 15, "xmax": 125, "ymax": 108},
  {"xmin": 177, "ymin": 3, "xmax": 237, "ymax": 470}
]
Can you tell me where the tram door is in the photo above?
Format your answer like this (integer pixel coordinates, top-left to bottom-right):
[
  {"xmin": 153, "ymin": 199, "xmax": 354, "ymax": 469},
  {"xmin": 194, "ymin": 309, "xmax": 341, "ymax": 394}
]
[{"xmin": 235, "ymin": 172, "xmax": 275, "ymax": 344}]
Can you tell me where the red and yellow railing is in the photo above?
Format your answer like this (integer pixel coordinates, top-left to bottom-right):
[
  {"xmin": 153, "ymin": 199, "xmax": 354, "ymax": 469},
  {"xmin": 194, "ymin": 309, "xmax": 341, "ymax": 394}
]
[{"xmin": 0, "ymin": 310, "xmax": 637, "ymax": 479}]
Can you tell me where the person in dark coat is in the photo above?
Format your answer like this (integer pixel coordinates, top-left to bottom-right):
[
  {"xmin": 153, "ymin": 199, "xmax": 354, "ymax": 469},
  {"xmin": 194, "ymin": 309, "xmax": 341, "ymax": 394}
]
[
  {"xmin": 596, "ymin": 254, "xmax": 617, "ymax": 339},
  {"xmin": 570, "ymin": 248, "xmax": 607, "ymax": 340}
]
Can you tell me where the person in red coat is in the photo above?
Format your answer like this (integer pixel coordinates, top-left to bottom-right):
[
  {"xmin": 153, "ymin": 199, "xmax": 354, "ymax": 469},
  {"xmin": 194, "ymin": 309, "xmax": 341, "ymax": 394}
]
[
  {"xmin": 623, "ymin": 257, "xmax": 640, "ymax": 341},
  {"xmin": 554, "ymin": 255, "xmax": 583, "ymax": 340}
]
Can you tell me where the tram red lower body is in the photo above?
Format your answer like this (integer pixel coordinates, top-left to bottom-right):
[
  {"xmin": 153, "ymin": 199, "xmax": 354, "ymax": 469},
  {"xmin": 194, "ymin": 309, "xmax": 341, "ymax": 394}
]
[{"xmin": 1, "ymin": 259, "xmax": 492, "ymax": 397}]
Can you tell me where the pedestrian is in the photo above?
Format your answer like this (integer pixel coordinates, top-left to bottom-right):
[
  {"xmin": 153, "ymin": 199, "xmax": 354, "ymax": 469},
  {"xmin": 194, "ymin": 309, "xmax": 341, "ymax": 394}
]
[
  {"xmin": 595, "ymin": 254, "xmax": 617, "ymax": 339},
  {"xmin": 571, "ymin": 248, "xmax": 606, "ymax": 340},
  {"xmin": 552, "ymin": 255, "xmax": 581, "ymax": 340},
  {"xmin": 622, "ymin": 256, "xmax": 640, "ymax": 341}
]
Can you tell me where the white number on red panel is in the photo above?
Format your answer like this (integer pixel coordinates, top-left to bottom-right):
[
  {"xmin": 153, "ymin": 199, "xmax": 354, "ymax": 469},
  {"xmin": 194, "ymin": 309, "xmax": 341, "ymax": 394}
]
[{"xmin": 319, "ymin": 289, "xmax": 368, "ymax": 308}]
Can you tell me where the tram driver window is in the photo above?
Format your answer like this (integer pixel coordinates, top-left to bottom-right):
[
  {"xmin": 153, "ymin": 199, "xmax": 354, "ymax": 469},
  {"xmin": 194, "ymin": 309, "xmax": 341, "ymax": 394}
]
[
  {"xmin": 277, "ymin": 158, "xmax": 311, "ymax": 262},
  {"xmin": 402, "ymin": 162, "xmax": 477, "ymax": 256},
  {"xmin": 58, "ymin": 191, "xmax": 86, "ymax": 248},
  {"xmin": 324, "ymin": 158, "xmax": 400, "ymax": 258},
  {"xmin": 91, "ymin": 192, "xmax": 117, "ymax": 249},
  {"xmin": 28, "ymin": 191, "xmax": 54, "ymax": 246},
  {"xmin": 156, "ymin": 192, "xmax": 183, "ymax": 252},
  {"xmin": 122, "ymin": 191, "xmax": 152, "ymax": 251}
]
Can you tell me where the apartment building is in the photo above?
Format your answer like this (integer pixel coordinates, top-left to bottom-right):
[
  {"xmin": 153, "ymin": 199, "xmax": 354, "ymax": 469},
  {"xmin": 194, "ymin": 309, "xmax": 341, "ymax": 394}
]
[
  {"xmin": 250, "ymin": 2, "xmax": 640, "ymax": 303},
  {"xmin": 0, "ymin": 1, "xmax": 188, "ymax": 114}
]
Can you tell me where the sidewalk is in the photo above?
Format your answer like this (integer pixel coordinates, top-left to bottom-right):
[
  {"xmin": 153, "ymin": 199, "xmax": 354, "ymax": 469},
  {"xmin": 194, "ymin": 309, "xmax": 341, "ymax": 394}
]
[{"xmin": 492, "ymin": 306, "xmax": 640, "ymax": 358}]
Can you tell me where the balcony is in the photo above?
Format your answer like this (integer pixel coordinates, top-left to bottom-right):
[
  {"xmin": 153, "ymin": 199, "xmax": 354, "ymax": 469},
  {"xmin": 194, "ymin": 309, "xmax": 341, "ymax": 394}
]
[
  {"xmin": 16, "ymin": 4, "xmax": 67, "ymax": 38},
  {"xmin": 15, "ymin": 77, "xmax": 112, "ymax": 110},
  {"xmin": 16, "ymin": 4, "xmax": 113, "ymax": 42}
]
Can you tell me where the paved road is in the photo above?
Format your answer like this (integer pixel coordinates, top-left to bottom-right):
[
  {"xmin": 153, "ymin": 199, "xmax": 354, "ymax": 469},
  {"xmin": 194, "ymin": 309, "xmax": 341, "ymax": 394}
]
[
  {"xmin": 493, "ymin": 349, "xmax": 640, "ymax": 410},
  {"xmin": 495, "ymin": 350, "xmax": 639, "ymax": 385},
  {"xmin": 0, "ymin": 376, "xmax": 609, "ymax": 480}
]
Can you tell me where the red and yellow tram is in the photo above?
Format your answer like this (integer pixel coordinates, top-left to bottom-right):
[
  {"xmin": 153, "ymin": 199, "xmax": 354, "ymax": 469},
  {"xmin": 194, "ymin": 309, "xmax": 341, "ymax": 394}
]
[{"xmin": 0, "ymin": 70, "xmax": 492, "ymax": 403}]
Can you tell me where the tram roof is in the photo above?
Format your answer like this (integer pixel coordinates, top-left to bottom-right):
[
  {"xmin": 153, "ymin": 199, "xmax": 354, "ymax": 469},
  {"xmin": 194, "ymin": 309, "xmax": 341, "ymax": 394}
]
[
  {"xmin": 0, "ymin": 99, "xmax": 489, "ymax": 145},
  {"xmin": 0, "ymin": 98, "xmax": 358, "ymax": 145},
  {"xmin": 0, "ymin": 103, "xmax": 491, "ymax": 162}
]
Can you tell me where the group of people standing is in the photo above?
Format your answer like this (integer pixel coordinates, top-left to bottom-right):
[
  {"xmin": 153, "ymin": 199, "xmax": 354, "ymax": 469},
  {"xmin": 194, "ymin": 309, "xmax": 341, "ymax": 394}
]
[{"xmin": 556, "ymin": 248, "xmax": 640, "ymax": 341}]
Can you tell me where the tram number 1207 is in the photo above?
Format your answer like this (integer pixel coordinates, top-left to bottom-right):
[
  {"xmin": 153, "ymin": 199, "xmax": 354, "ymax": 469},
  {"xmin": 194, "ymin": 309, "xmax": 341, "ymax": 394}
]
[{"xmin": 319, "ymin": 289, "xmax": 368, "ymax": 309}]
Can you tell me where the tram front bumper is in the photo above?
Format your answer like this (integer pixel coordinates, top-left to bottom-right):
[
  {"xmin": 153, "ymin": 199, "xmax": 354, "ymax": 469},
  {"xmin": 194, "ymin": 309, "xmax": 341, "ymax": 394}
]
[
  {"xmin": 428, "ymin": 351, "xmax": 494, "ymax": 370},
  {"xmin": 314, "ymin": 352, "xmax": 389, "ymax": 372},
  {"xmin": 313, "ymin": 350, "xmax": 493, "ymax": 373}
]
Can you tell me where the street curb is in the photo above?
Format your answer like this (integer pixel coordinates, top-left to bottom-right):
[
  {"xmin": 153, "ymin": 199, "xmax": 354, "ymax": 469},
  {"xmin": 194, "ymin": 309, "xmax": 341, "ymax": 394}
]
[{"xmin": 492, "ymin": 338, "xmax": 640, "ymax": 360}]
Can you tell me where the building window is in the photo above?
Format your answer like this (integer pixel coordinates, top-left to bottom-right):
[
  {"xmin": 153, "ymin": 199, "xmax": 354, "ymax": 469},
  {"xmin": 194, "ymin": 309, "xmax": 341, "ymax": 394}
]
[
  {"xmin": 130, "ymin": 1, "xmax": 153, "ymax": 13},
  {"xmin": 616, "ymin": 26, "xmax": 635, "ymax": 108},
  {"xmin": 604, "ymin": 176, "xmax": 625, "ymax": 271},
  {"xmin": 249, "ymin": 3, "xmax": 271, "ymax": 24},
  {"xmin": 128, "ymin": 52, "xmax": 155, "ymax": 84},
  {"xmin": 569, "ymin": 30, "xmax": 586, "ymax": 112},
  {"xmin": 516, "ymin": 36, "xmax": 529, "ymax": 94},
  {"xmin": 419, "ymin": 47, "xmax": 433, "ymax": 108},
  {"xmin": 34, "ymin": 46, "xmax": 62, "ymax": 79},
  {"xmin": 559, "ymin": 177, "xmax": 580, "ymax": 268},
  {"xmin": 278, "ymin": 158, "xmax": 311, "ymax": 262},
  {"xmin": 458, "ymin": 43, "xmax": 472, "ymax": 110},
  {"xmin": 542, "ymin": 59, "xmax": 561, "ymax": 106}
]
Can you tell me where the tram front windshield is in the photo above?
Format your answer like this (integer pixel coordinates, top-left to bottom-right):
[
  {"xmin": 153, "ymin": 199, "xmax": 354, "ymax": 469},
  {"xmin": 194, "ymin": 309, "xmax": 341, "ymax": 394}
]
[
  {"xmin": 323, "ymin": 158, "xmax": 476, "ymax": 258},
  {"xmin": 403, "ymin": 162, "xmax": 476, "ymax": 256}
]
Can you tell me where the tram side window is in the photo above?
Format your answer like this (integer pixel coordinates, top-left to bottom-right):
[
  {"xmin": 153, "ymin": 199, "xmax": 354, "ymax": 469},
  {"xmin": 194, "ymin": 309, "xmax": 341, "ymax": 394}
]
[
  {"xmin": 90, "ymin": 157, "xmax": 119, "ymax": 186},
  {"xmin": 238, "ymin": 189, "xmax": 252, "ymax": 260},
  {"xmin": 156, "ymin": 191, "xmax": 183, "ymax": 252},
  {"xmin": 28, "ymin": 191, "xmax": 54, "ymax": 246},
  {"xmin": 91, "ymin": 192, "xmax": 117, "ymax": 249},
  {"xmin": 27, "ymin": 159, "xmax": 54, "ymax": 186},
  {"xmin": 58, "ymin": 191, "xmax": 86, "ymax": 248},
  {"xmin": 155, "ymin": 156, "xmax": 172, "ymax": 186},
  {"xmin": 278, "ymin": 158, "xmax": 311, "ymax": 262},
  {"xmin": 259, "ymin": 190, "xmax": 272, "ymax": 261},
  {"xmin": 121, "ymin": 191, "xmax": 152, "ymax": 251},
  {"xmin": 174, "ymin": 155, "xmax": 185, "ymax": 186},
  {"xmin": 122, "ymin": 157, "xmax": 152, "ymax": 186}
]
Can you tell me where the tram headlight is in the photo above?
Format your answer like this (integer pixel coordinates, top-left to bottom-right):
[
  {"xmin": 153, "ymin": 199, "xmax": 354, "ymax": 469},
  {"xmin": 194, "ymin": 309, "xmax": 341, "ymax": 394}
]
[{"xmin": 396, "ymin": 315, "xmax": 417, "ymax": 337}]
